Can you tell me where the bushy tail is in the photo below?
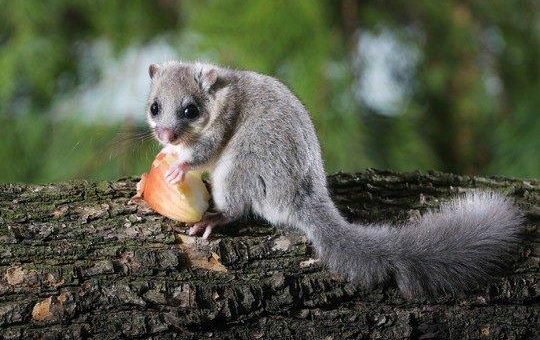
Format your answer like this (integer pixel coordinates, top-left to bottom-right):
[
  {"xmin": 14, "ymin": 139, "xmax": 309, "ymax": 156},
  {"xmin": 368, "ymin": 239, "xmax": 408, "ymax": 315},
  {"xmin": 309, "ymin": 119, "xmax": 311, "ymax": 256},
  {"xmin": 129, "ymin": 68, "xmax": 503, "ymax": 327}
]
[{"xmin": 297, "ymin": 192, "xmax": 523, "ymax": 297}]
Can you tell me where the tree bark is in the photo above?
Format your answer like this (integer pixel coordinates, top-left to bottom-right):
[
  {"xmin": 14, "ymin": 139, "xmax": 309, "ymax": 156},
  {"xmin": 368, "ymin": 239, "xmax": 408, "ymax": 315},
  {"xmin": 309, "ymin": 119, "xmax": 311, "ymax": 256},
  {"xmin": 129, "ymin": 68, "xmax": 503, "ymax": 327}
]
[{"xmin": 0, "ymin": 170, "xmax": 538, "ymax": 339}]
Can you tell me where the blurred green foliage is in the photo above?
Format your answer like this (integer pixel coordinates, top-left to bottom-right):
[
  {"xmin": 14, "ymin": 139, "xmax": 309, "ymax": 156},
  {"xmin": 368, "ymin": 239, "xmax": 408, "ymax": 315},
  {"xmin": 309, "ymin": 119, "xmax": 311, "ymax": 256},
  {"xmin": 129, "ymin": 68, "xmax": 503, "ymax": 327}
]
[
  {"xmin": 0, "ymin": 115, "xmax": 159, "ymax": 183},
  {"xmin": 0, "ymin": 0, "xmax": 538, "ymax": 183}
]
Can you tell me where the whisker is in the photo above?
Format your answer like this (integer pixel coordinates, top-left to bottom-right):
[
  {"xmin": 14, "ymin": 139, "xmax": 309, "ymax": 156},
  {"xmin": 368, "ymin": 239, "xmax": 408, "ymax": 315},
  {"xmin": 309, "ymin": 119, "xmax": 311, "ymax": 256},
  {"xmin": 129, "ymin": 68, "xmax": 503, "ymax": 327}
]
[{"xmin": 105, "ymin": 126, "xmax": 159, "ymax": 161}]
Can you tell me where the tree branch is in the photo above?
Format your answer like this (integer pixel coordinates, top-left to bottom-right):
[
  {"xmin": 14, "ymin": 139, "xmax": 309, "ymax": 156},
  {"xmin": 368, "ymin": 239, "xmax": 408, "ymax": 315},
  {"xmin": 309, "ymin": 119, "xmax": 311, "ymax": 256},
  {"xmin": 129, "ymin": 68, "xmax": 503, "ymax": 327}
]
[{"xmin": 0, "ymin": 170, "xmax": 538, "ymax": 339}]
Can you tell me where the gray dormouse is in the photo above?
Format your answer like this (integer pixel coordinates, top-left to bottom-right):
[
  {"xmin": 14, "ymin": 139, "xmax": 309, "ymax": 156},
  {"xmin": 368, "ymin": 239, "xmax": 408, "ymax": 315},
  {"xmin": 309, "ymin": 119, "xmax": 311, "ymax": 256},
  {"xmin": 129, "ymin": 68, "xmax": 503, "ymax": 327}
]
[{"xmin": 145, "ymin": 61, "xmax": 523, "ymax": 297}]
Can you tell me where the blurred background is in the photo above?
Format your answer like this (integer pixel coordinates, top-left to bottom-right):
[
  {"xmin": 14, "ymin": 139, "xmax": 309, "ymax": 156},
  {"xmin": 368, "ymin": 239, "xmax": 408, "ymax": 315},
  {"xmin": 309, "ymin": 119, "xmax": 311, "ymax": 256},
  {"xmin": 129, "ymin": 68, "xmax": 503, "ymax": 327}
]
[{"xmin": 0, "ymin": 0, "xmax": 538, "ymax": 184}]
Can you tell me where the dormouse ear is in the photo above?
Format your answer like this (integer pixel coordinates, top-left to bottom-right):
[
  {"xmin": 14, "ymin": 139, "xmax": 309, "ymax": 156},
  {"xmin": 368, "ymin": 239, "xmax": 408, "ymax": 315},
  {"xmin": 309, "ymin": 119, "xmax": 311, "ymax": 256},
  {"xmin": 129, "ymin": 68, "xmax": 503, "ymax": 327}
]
[
  {"xmin": 148, "ymin": 64, "xmax": 160, "ymax": 79},
  {"xmin": 199, "ymin": 68, "xmax": 219, "ymax": 92}
]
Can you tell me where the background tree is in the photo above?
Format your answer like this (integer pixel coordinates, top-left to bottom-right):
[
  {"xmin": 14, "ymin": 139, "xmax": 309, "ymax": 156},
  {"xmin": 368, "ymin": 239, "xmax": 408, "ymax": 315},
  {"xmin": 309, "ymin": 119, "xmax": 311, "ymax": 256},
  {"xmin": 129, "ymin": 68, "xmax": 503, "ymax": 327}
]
[{"xmin": 0, "ymin": 0, "xmax": 537, "ymax": 183}]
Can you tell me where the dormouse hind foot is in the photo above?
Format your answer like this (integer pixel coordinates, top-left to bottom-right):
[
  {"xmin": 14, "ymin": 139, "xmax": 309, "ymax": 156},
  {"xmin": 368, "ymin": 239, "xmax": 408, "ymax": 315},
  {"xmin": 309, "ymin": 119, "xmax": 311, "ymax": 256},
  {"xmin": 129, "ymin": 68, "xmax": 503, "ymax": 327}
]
[{"xmin": 187, "ymin": 212, "xmax": 229, "ymax": 239}]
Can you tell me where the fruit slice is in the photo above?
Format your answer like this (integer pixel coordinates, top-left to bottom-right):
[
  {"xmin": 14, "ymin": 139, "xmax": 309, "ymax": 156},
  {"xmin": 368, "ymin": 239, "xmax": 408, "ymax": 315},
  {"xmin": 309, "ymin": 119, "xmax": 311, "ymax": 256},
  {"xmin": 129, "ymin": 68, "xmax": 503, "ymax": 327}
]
[{"xmin": 135, "ymin": 152, "xmax": 210, "ymax": 223}]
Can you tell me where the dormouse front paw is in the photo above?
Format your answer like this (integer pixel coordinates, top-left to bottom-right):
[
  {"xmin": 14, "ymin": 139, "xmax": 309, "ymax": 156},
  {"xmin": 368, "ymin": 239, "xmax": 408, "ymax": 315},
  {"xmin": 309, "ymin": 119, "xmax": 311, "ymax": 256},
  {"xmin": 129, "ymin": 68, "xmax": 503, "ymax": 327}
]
[{"xmin": 165, "ymin": 161, "xmax": 190, "ymax": 184}]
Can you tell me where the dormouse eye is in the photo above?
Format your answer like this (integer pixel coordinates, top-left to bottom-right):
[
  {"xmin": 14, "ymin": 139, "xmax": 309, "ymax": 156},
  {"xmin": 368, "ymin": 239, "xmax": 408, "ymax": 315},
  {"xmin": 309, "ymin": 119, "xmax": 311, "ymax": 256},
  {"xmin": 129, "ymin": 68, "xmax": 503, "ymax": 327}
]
[
  {"xmin": 180, "ymin": 104, "xmax": 200, "ymax": 119},
  {"xmin": 150, "ymin": 102, "xmax": 159, "ymax": 116}
]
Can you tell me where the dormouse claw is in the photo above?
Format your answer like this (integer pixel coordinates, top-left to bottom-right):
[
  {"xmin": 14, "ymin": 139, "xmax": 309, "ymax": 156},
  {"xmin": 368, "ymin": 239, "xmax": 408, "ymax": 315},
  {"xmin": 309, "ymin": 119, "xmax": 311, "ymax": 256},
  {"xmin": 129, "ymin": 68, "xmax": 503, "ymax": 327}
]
[
  {"xmin": 165, "ymin": 162, "xmax": 190, "ymax": 184},
  {"xmin": 187, "ymin": 212, "xmax": 229, "ymax": 239}
]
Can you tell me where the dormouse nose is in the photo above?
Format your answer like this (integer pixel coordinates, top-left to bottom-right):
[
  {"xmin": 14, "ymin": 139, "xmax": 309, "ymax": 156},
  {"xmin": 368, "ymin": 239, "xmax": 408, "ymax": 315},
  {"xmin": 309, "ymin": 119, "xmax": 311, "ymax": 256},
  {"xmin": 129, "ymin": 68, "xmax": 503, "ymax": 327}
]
[{"xmin": 155, "ymin": 127, "xmax": 177, "ymax": 143}]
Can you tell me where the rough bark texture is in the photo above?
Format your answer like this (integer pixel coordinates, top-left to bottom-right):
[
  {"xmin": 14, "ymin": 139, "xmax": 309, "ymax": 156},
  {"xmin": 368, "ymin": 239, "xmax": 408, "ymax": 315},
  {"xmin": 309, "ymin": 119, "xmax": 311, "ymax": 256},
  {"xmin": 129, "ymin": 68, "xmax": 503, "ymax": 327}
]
[{"xmin": 0, "ymin": 170, "xmax": 538, "ymax": 339}]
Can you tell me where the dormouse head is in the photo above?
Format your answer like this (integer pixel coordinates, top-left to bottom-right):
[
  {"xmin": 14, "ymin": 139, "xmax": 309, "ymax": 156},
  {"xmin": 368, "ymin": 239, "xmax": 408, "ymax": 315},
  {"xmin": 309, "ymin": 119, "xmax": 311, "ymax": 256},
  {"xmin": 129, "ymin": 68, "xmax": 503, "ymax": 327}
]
[{"xmin": 146, "ymin": 61, "xmax": 228, "ymax": 146}]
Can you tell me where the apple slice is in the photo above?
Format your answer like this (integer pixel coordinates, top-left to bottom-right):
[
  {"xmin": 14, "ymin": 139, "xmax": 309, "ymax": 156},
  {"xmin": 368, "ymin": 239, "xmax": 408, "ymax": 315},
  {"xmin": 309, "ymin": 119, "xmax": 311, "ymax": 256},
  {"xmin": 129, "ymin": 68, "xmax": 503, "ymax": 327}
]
[{"xmin": 135, "ymin": 152, "xmax": 210, "ymax": 223}]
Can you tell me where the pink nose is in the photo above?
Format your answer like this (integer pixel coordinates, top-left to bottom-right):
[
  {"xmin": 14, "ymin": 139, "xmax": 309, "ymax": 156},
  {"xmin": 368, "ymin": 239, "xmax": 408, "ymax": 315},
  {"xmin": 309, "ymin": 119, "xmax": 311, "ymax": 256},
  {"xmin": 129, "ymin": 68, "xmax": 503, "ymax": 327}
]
[{"xmin": 156, "ymin": 127, "xmax": 177, "ymax": 143}]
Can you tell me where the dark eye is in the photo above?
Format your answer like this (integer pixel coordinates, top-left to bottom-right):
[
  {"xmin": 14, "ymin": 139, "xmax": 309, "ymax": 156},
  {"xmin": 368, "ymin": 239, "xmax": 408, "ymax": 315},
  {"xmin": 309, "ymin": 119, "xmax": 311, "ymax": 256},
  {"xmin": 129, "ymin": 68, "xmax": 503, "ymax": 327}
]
[
  {"xmin": 181, "ymin": 104, "xmax": 200, "ymax": 119},
  {"xmin": 150, "ymin": 102, "xmax": 159, "ymax": 116}
]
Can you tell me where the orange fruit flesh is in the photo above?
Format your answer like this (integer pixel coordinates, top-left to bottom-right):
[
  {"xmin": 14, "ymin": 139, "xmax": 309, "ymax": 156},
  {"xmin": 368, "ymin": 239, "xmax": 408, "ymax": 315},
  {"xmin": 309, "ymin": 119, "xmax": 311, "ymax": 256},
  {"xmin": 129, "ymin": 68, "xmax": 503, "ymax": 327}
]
[{"xmin": 141, "ymin": 152, "xmax": 209, "ymax": 223}]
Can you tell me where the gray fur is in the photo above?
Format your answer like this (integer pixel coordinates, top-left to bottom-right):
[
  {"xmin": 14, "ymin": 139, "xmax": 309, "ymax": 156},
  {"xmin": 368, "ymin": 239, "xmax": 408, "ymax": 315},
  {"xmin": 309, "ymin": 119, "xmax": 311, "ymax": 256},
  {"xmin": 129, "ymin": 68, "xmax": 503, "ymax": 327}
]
[{"xmin": 146, "ymin": 61, "xmax": 524, "ymax": 297}]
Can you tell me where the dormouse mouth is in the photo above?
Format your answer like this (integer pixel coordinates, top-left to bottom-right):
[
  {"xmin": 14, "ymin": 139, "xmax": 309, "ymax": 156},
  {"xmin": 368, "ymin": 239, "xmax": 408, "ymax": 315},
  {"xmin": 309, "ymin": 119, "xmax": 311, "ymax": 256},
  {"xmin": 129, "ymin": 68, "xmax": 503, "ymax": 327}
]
[
  {"xmin": 154, "ymin": 127, "xmax": 195, "ymax": 146},
  {"xmin": 168, "ymin": 137, "xmax": 182, "ymax": 145},
  {"xmin": 154, "ymin": 127, "xmax": 179, "ymax": 145}
]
